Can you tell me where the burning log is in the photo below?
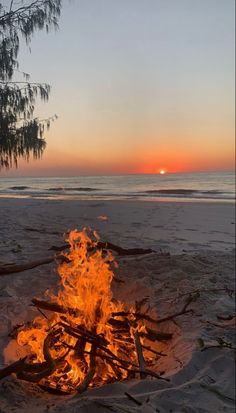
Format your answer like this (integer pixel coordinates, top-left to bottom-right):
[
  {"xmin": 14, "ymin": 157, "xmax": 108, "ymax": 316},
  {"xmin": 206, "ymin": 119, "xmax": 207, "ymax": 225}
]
[
  {"xmin": 133, "ymin": 330, "xmax": 146, "ymax": 379},
  {"xmin": 76, "ymin": 344, "xmax": 97, "ymax": 393},
  {"xmin": 16, "ymin": 329, "xmax": 61, "ymax": 383},
  {"xmin": 31, "ymin": 298, "xmax": 80, "ymax": 318},
  {"xmin": 32, "ymin": 299, "xmax": 180, "ymax": 337},
  {"xmin": 59, "ymin": 322, "xmax": 109, "ymax": 347},
  {"xmin": 31, "ymin": 298, "xmax": 173, "ymax": 344},
  {"xmin": 0, "ymin": 336, "xmax": 67, "ymax": 384}
]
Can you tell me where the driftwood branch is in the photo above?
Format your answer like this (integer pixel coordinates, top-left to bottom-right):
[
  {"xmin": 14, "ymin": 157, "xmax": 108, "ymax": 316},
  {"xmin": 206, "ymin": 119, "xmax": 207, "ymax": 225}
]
[
  {"xmin": 199, "ymin": 337, "xmax": 236, "ymax": 352},
  {"xmin": 172, "ymin": 287, "xmax": 236, "ymax": 302},
  {"xmin": 112, "ymin": 294, "xmax": 195, "ymax": 327},
  {"xmin": 0, "ymin": 239, "xmax": 154, "ymax": 277},
  {"xmin": 0, "ymin": 257, "xmax": 54, "ymax": 276},
  {"xmin": 49, "ymin": 241, "xmax": 154, "ymax": 256}
]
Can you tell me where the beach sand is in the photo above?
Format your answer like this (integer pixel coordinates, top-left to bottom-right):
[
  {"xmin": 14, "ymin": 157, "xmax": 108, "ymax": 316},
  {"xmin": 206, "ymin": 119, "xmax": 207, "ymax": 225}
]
[{"xmin": 0, "ymin": 198, "xmax": 235, "ymax": 412}]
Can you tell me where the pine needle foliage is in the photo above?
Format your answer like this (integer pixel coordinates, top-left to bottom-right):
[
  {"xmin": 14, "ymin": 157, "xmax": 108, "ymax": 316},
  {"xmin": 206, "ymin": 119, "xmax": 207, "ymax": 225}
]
[{"xmin": 0, "ymin": 1, "xmax": 61, "ymax": 169}]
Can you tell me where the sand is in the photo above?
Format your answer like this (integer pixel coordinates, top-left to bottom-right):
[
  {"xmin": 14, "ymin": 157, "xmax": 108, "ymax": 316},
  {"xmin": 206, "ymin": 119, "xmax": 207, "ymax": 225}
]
[{"xmin": 0, "ymin": 198, "xmax": 235, "ymax": 412}]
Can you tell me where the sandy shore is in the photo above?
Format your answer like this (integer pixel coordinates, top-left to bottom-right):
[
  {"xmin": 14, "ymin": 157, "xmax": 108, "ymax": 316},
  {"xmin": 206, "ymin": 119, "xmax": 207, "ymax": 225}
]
[
  {"xmin": 0, "ymin": 198, "xmax": 235, "ymax": 412},
  {"xmin": 0, "ymin": 198, "xmax": 235, "ymax": 258}
]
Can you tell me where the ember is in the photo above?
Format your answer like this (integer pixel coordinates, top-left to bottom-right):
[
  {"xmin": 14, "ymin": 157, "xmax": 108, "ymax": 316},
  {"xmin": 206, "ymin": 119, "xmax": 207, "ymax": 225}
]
[{"xmin": 0, "ymin": 229, "xmax": 195, "ymax": 394}]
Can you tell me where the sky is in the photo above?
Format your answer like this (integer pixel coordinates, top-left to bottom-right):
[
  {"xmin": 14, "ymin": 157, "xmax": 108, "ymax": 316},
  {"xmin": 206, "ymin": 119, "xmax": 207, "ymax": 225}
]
[{"xmin": 2, "ymin": 0, "xmax": 235, "ymax": 176}]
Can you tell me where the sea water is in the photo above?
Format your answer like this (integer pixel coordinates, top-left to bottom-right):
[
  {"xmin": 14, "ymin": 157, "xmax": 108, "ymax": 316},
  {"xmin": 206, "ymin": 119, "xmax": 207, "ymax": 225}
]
[{"xmin": 0, "ymin": 172, "xmax": 235, "ymax": 202}]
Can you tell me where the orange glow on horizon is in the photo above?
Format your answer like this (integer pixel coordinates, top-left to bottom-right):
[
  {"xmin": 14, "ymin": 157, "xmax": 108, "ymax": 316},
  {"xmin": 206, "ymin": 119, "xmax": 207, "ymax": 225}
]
[{"xmin": 0, "ymin": 135, "xmax": 235, "ymax": 177}]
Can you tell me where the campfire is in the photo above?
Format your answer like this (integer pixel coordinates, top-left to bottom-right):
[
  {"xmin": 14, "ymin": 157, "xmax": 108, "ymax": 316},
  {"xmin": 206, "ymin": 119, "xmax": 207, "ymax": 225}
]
[{"xmin": 0, "ymin": 229, "xmax": 194, "ymax": 395}]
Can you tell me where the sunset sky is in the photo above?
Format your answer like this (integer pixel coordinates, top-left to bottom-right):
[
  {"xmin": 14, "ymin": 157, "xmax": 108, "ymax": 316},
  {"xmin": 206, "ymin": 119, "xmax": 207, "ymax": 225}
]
[{"xmin": 2, "ymin": 0, "xmax": 235, "ymax": 176}]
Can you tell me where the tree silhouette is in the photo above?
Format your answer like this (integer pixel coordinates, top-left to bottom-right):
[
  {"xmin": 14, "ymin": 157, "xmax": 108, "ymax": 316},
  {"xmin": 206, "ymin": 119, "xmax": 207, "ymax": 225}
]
[{"xmin": 0, "ymin": 0, "xmax": 62, "ymax": 169}]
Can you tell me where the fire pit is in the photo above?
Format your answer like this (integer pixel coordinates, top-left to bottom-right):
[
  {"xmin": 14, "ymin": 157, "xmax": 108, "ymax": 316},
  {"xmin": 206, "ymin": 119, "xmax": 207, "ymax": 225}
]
[{"xmin": 0, "ymin": 229, "xmax": 193, "ymax": 395}]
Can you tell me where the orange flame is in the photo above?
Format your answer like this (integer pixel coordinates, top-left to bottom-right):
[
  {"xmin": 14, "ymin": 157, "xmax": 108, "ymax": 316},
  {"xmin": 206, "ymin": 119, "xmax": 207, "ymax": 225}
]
[{"xmin": 16, "ymin": 229, "xmax": 151, "ymax": 392}]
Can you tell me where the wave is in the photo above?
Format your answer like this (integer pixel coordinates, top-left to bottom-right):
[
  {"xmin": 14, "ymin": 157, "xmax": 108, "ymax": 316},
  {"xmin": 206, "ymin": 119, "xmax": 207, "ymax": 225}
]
[
  {"xmin": 145, "ymin": 189, "xmax": 223, "ymax": 195},
  {"xmin": 9, "ymin": 186, "xmax": 30, "ymax": 190},
  {"xmin": 47, "ymin": 187, "xmax": 100, "ymax": 192}
]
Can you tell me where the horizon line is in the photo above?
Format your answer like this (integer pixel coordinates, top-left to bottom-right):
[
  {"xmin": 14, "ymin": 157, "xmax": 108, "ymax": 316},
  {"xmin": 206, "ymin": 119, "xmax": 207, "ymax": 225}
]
[{"xmin": 0, "ymin": 169, "xmax": 235, "ymax": 179}]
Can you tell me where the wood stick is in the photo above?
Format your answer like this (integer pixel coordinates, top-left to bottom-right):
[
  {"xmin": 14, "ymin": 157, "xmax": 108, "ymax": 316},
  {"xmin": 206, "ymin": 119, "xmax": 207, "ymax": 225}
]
[
  {"xmin": 104, "ymin": 358, "xmax": 123, "ymax": 381},
  {"xmin": 0, "ymin": 237, "xmax": 154, "ymax": 276},
  {"xmin": 16, "ymin": 329, "xmax": 61, "ymax": 383},
  {"xmin": 112, "ymin": 307, "xmax": 193, "ymax": 326},
  {"xmin": 108, "ymin": 318, "xmax": 129, "ymax": 329},
  {"xmin": 97, "ymin": 241, "xmax": 154, "ymax": 256},
  {"xmin": 76, "ymin": 344, "xmax": 97, "ymax": 393},
  {"xmin": 0, "ymin": 357, "xmax": 27, "ymax": 380},
  {"xmin": 61, "ymin": 327, "xmax": 113, "ymax": 359},
  {"xmin": 141, "ymin": 328, "xmax": 173, "ymax": 341},
  {"xmin": 0, "ymin": 343, "xmax": 68, "ymax": 382},
  {"xmin": 32, "ymin": 298, "xmax": 80, "ymax": 318},
  {"xmin": 95, "ymin": 350, "xmax": 163, "ymax": 380},
  {"xmin": 124, "ymin": 392, "xmax": 142, "ymax": 406},
  {"xmin": 0, "ymin": 257, "xmax": 54, "ymax": 276},
  {"xmin": 49, "ymin": 243, "xmax": 69, "ymax": 251},
  {"xmin": 104, "ymin": 357, "xmax": 169, "ymax": 381},
  {"xmin": 32, "ymin": 300, "xmax": 126, "ymax": 335},
  {"xmin": 141, "ymin": 344, "xmax": 167, "ymax": 356},
  {"xmin": 0, "ymin": 358, "xmax": 66, "ymax": 382},
  {"xmin": 38, "ymin": 384, "xmax": 73, "ymax": 395},
  {"xmin": 133, "ymin": 330, "xmax": 146, "ymax": 379},
  {"xmin": 124, "ymin": 366, "xmax": 169, "ymax": 381},
  {"xmin": 147, "ymin": 309, "xmax": 193, "ymax": 325},
  {"xmin": 17, "ymin": 367, "xmax": 53, "ymax": 383},
  {"xmin": 49, "ymin": 241, "xmax": 154, "ymax": 256},
  {"xmin": 172, "ymin": 287, "xmax": 236, "ymax": 302},
  {"xmin": 24, "ymin": 227, "xmax": 60, "ymax": 236},
  {"xmin": 0, "ymin": 244, "xmax": 152, "ymax": 278},
  {"xmin": 60, "ymin": 323, "xmax": 108, "ymax": 347}
]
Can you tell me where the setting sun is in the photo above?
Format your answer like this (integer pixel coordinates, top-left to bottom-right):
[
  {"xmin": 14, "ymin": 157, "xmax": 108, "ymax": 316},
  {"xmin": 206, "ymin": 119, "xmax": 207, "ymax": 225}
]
[{"xmin": 160, "ymin": 170, "xmax": 166, "ymax": 175}]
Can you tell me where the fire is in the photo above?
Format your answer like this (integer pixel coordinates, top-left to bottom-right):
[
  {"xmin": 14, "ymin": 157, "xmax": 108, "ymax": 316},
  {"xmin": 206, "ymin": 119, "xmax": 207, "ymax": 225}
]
[{"xmin": 16, "ymin": 229, "xmax": 153, "ymax": 393}]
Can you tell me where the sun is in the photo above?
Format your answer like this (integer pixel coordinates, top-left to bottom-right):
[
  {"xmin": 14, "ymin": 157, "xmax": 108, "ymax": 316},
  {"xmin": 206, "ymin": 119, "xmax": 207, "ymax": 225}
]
[{"xmin": 160, "ymin": 170, "xmax": 166, "ymax": 175}]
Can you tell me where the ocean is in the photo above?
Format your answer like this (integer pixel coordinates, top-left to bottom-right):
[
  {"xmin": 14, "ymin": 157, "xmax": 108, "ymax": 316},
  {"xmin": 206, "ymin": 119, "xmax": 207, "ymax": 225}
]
[{"xmin": 0, "ymin": 172, "xmax": 235, "ymax": 202}]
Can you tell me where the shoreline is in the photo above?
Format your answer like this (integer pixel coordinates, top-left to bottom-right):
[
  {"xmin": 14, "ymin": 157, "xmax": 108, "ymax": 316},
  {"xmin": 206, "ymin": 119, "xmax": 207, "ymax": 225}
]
[{"xmin": 0, "ymin": 194, "xmax": 235, "ymax": 203}]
